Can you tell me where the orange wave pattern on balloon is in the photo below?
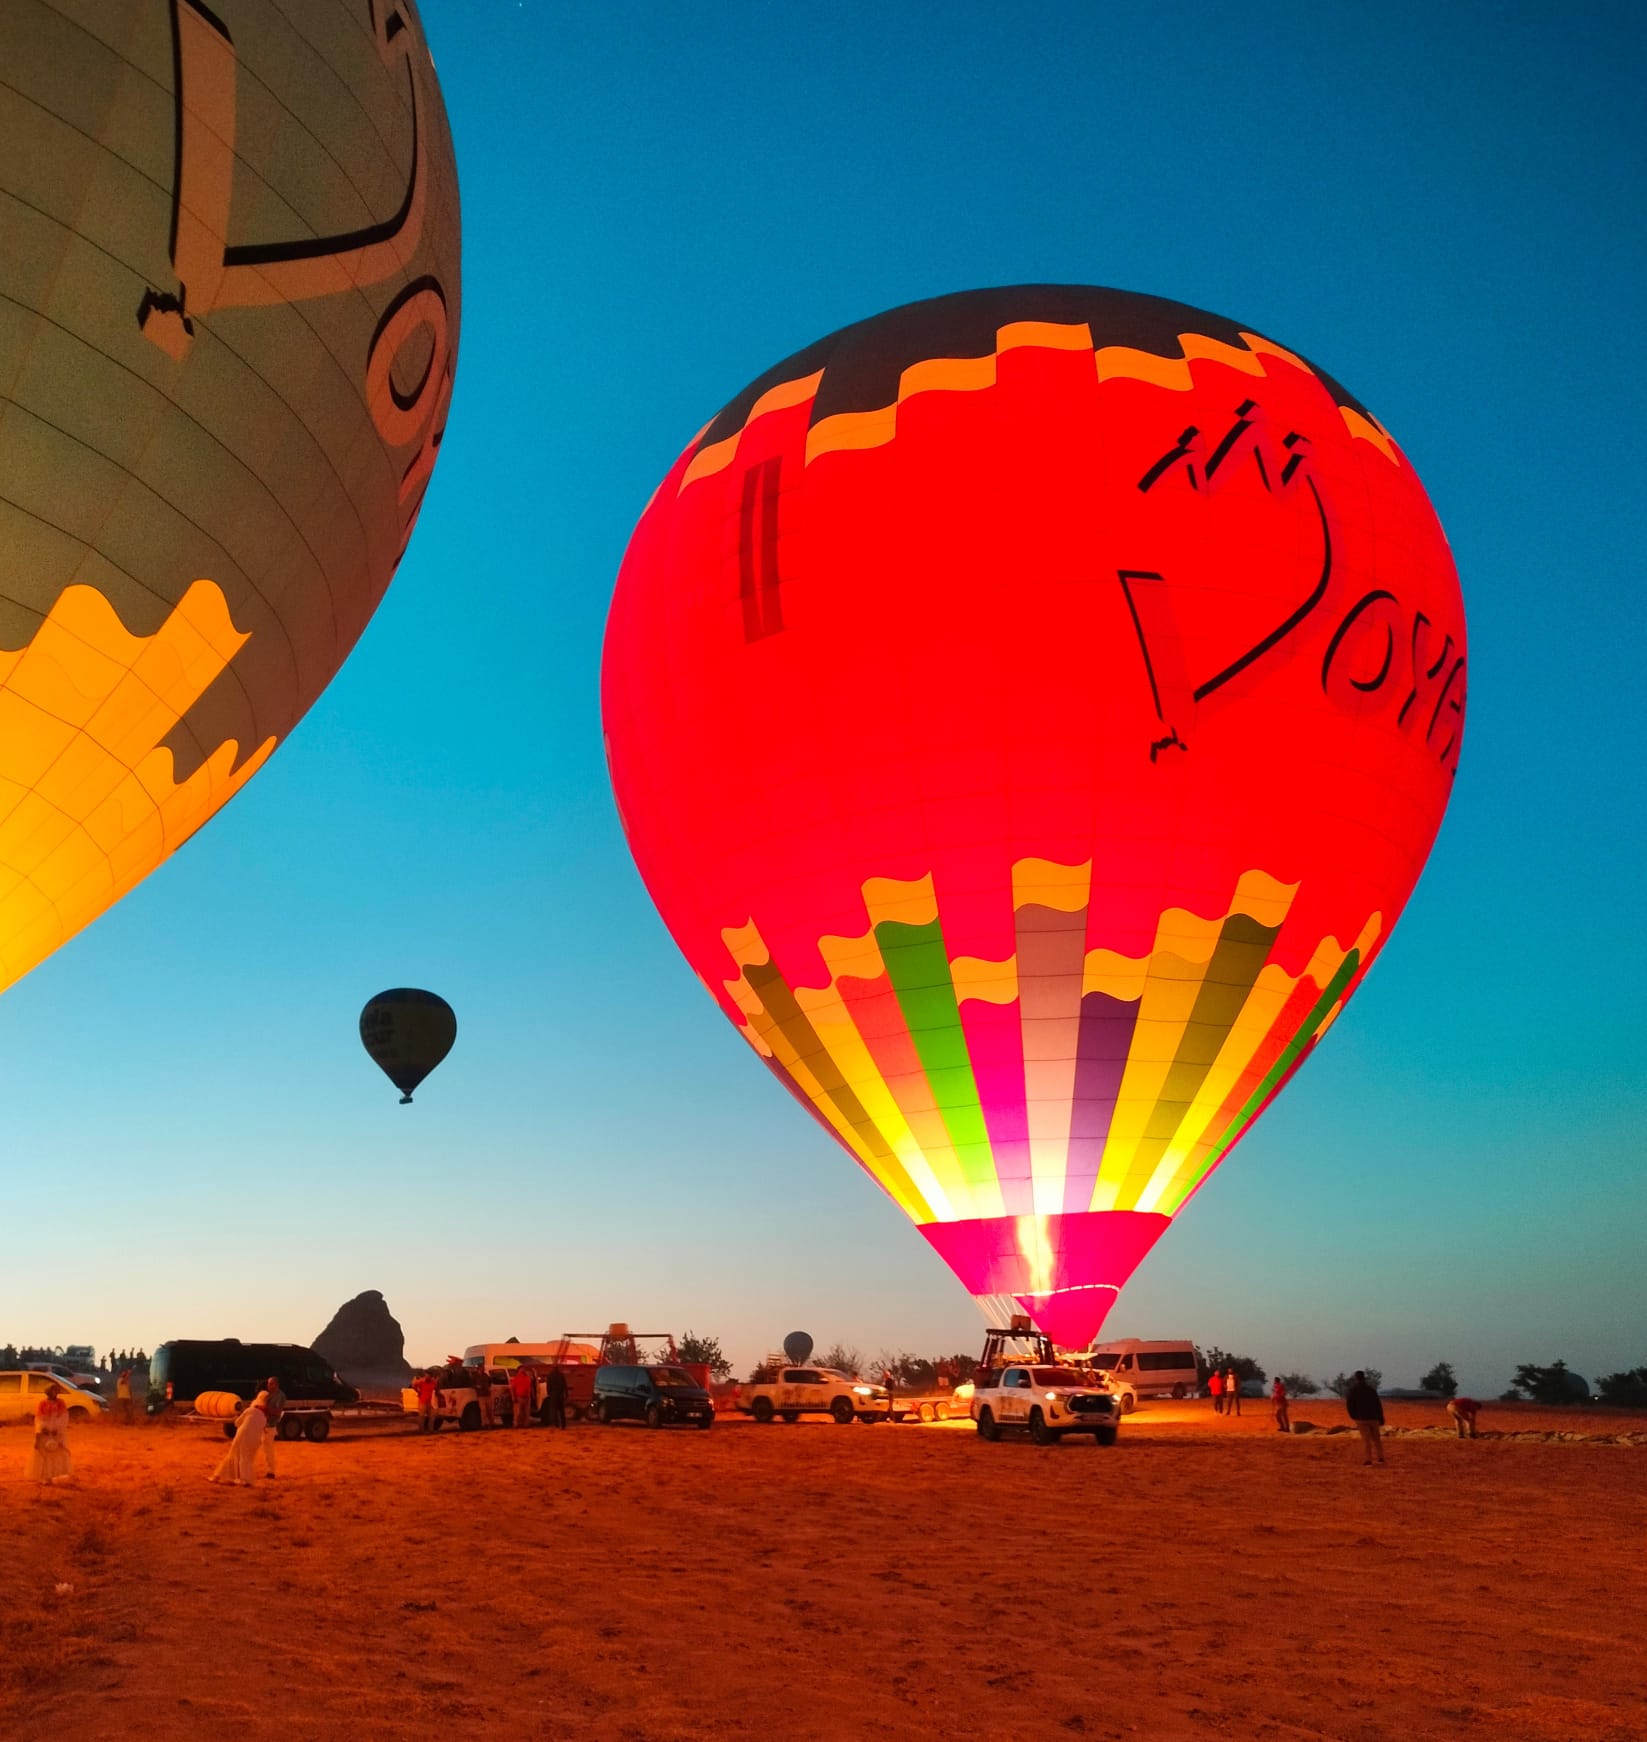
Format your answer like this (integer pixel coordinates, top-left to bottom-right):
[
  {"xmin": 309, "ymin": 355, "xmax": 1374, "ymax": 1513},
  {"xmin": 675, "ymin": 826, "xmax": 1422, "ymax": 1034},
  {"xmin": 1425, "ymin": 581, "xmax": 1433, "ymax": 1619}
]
[
  {"xmin": 679, "ymin": 322, "xmax": 1398, "ymax": 491},
  {"xmin": 720, "ymin": 861, "xmax": 1379, "ymax": 1233},
  {"xmin": 0, "ymin": 581, "xmax": 274, "ymax": 993}
]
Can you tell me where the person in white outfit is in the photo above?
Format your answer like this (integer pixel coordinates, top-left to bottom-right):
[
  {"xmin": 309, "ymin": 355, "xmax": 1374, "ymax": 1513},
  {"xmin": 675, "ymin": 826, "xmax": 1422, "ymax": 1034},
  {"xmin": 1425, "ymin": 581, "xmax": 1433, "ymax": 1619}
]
[
  {"xmin": 209, "ymin": 1392, "xmax": 269, "ymax": 1486},
  {"xmin": 26, "ymin": 1383, "xmax": 73, "ymax": 1485}
]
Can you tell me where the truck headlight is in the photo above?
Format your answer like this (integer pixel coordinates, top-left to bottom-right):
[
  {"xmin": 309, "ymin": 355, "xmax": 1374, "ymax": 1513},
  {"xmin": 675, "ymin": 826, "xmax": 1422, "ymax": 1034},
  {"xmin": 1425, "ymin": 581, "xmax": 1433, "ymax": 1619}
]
[{"xmin": 853, "ymin": 1385, "xmax": 873, "ymax": 1396}]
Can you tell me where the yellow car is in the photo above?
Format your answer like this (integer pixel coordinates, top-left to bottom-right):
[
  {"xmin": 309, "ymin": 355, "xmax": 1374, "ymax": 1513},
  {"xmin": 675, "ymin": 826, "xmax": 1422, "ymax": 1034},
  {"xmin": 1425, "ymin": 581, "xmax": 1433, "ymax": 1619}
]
[{"xmin": 0, "ymin": 1369, "xmax": 107, "ymax": 1424}]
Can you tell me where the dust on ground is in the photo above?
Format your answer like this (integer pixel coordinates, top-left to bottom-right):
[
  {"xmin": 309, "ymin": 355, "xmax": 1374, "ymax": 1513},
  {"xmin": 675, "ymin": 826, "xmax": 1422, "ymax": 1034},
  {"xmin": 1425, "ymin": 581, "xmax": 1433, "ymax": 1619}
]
[{"xmin": 3, "ymin": 1399, "xmax": 1644, "ymax": 1741}]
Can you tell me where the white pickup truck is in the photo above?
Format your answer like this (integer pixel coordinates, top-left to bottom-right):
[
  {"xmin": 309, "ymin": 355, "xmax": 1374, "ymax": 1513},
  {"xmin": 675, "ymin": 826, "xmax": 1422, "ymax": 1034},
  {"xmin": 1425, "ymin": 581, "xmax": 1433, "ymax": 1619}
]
[
  {"xmin": 971, "ymin": 1361, "xmax": 1123, "ymax": 1445},
  {"xmin": 740, "ymin": 1365, "xmax": 893, "ymax": 1424}
]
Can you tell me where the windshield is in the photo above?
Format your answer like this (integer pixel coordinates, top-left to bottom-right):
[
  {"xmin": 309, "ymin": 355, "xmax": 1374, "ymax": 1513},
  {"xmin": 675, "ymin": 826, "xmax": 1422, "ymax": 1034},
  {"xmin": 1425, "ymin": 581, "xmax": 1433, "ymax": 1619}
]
[
  {"xmin": 1030, "ymin": 1367, "xmax": 1089, "ymax": 1387},
  {"xmin": 1086, "ymin": 1353, "xmax": 1120, "ymax": 1370},
  {"xmin": 649, "ymin": 1368, "xmax": 698, "ymax": 1388}
]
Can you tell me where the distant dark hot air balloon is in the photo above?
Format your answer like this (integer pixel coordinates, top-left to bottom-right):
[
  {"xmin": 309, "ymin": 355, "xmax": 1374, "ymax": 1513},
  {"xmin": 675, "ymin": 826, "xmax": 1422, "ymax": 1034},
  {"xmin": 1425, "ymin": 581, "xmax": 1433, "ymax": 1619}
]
[
  {"xmin": 360, "ymin": 990, "xmax": 457, "ymax": 1104},
  {"xmin": 783, "ymin": 1331, "xmax": 815, "ymax": 1365}
]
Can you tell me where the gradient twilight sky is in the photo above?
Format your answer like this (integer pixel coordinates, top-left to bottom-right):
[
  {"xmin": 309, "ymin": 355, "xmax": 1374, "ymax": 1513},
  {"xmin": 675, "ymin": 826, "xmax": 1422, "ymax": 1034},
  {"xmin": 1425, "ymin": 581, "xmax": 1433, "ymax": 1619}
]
[{"xmin": 4, "ymin": 2, "xmax": 1643, "ymax": 1394}]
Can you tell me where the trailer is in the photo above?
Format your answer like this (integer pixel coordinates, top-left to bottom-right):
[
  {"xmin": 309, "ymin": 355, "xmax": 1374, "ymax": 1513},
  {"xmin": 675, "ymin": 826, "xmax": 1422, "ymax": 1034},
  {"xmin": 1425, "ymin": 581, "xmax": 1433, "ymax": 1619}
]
[{"xmin": 193, "ymin": 1398, "xmax": 405, "ymax": 1442}]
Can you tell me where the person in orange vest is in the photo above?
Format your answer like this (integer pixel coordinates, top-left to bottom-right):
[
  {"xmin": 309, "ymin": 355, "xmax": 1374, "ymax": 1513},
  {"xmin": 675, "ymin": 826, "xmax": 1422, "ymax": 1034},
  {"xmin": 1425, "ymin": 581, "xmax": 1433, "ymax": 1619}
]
[
  {"xmin": 509, "ymin": 1363, "xmax": 534, "ymax": 1429},
  {"xmin": 1208, "ymin": 1368, "xmax": 1225, "ymax": 1414}
]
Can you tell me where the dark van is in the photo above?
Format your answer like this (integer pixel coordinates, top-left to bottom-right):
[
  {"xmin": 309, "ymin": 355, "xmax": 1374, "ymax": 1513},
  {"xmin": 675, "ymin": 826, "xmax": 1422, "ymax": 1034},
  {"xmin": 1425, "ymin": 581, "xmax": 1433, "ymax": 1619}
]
[
  {"xmin": 591, "ymin": 1365, "xmax": 713, "ymax": 1429},
  {"xmin": 148, "ymin": 1339, "xmax": 358, "ymax": 1418}
]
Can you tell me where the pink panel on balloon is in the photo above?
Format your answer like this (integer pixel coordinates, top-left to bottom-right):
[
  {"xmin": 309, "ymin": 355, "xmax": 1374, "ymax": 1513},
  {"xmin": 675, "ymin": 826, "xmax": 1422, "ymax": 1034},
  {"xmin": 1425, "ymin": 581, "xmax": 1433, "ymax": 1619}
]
[{"xmin": 919, "ymin": 1211, "xmax": 1171, "ymax": 1349}]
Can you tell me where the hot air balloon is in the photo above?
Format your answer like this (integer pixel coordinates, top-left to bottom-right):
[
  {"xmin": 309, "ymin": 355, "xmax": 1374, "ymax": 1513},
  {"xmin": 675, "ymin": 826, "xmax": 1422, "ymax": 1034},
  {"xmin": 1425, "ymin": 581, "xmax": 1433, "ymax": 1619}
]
[
  {"xmin": 0, "ymin": 3, "xmax": 460, "ymax": 997},
  {"xmin": 602, "ymin": 286, "xmax": 1466, "ymax": 1350},
  {"xmin": 359, "ymin": 989, "xmax": 456, "ymax": 1104}
]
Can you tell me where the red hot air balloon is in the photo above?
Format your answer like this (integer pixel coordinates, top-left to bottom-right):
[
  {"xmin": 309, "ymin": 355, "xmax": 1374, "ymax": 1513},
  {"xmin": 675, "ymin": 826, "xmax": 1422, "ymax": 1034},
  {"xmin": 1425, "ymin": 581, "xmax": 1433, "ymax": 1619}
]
[{"xmin": 602, "ymin": 287, "xmax": 1465, "ymax": 1350}]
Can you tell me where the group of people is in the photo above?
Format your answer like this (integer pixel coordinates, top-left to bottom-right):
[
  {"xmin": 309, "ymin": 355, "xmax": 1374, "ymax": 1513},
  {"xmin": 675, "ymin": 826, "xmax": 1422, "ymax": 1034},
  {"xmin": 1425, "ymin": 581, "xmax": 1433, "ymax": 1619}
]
[
  {"xmin": 411, "ymin": 1360, "xmax": 570, "ymax": 1432},
  {"xmin": 1207, "ymin": 1365, "xmax": 1247, "ymax": 1414}
]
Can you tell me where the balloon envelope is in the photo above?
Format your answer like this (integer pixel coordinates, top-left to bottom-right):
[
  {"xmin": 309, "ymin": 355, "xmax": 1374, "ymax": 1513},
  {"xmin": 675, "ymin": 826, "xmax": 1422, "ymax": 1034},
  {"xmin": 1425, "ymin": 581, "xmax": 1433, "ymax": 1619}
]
[
  {"xmin": 360, "ymin": 989, "xmax": 457, "ymax": 1104},
  {"xmin": 0, "ymin": 2, "xmax": 461, "ymax": 996},
  {"xmin": 602, "ymin": 286, "xmax": 1465, "ymax": 1349},
  {"xmin": 782, "ymin": 1331, "xmax": 814, "ymax": 1366}
]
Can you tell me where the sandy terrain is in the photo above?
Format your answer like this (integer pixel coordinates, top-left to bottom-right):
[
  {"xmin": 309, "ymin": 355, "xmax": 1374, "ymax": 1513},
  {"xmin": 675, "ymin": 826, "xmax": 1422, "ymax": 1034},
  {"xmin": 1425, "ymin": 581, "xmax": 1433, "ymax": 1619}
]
[{"xmin": 4, "ymin": 1399, "xmax": 1645, "ymax": 1741}]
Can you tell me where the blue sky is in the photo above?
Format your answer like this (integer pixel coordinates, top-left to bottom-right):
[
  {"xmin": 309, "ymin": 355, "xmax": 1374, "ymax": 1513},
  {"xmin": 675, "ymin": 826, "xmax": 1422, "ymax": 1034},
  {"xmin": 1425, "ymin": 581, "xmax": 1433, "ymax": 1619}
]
[{"xmin": 5, "ymin": 1, "xmax": 1643, "ymax": 1392}]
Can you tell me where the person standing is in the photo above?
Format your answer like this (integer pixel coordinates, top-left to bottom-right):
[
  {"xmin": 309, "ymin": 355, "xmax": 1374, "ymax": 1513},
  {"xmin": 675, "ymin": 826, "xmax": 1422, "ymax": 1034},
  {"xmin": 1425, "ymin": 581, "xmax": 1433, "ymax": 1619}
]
[
  {"xmin": 1225, "ymin": 1367, "xmax": 1242, "ymax": 1416},
  {"xmin": 26, "ymin": 1382, "xmax": 73, "ymax": 1486},
  {"xmin": 1271, "ymin": 1377, "xmax": 1291, "ymax": 1433},
  {"xmin": 1447, "ymin": 1396, "xmax": 1481, "ymax": 1439},
  {"xmin": 1344, "ymin": 1371, "xmax": 1385, "ymax": 1465},
  {"xmin": 473, "ymin": 1364, "xmax": 496, "ymax": 1428},
  {"xmin": 115, "ymin": 1367, "xmax": 134, "ymax": 1426},
  {"xmin": 1208, "ymin": 1368, "xmax": 1224, "ymax": 1414},
  {"xmin": 509, "ymin": 1363, "xmax": 534, "ymax": 1429},
  {"xmin": 546, "ymin": 1363, "xmax": 568, "ymax": 1430},
  {"xmin": 261, "ymin": 1377, "xmax": 285, "ymax": 1477},
  {"xmin": 209, "ymin": 1392, "xmax": 268, "ymax": 1486},
  {"xmin": 413, "ymin": 1370, "xmax": 439, "ymax": 1433}
]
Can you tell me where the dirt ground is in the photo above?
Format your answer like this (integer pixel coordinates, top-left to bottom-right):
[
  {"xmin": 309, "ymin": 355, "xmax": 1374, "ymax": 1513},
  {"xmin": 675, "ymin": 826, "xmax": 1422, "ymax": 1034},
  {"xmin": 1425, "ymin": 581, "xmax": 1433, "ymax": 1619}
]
[{"xmin": 3, "ymin": 1398, "xmax": 1644, "ymax": 1741}]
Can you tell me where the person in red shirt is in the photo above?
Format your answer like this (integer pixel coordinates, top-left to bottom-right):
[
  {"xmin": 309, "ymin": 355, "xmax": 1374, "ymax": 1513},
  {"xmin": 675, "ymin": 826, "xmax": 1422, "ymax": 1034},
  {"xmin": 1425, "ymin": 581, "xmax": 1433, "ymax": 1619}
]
[
  {"xmin": 1447, "ymin": 1396, "xmax": 1481, "ymax": 1439},
  {"xmin": 412, "ymin": 1371, "xmax": 439, "ymax": 1433},
  {"xmin": 1271, "ymin": 1376, "xmax": 1291, "ymax": 1433},
  {"xmin": 1208, "ymin": 1368, "xmax": 1225, "ymax": 1415},
  {"xmin": 509, "ymin": 1364, "xmax": 534, "ymax": 1429}
]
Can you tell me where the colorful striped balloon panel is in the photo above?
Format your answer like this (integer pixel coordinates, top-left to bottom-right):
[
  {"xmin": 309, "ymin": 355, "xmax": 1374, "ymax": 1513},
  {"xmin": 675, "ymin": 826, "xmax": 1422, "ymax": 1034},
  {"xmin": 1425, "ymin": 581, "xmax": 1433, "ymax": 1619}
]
[{"xmin": 721, "ymin": 860, "xmax": 1378, "ymax": 1232}]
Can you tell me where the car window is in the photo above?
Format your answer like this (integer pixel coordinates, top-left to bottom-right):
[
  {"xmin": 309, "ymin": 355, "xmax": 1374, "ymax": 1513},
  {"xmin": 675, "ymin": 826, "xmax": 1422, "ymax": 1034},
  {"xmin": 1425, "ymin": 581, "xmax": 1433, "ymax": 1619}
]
[
  {"xmin": 787, "ymin": 1369, "xmax": 822, "ymax": 1384},
  {"xmin": 0, "ymin": 1375, "xmax": 20, "ymax": 1393},
  {"xmin": 1002, "ymin": 1368, "xmax": 1026, "ymax": 1389}
]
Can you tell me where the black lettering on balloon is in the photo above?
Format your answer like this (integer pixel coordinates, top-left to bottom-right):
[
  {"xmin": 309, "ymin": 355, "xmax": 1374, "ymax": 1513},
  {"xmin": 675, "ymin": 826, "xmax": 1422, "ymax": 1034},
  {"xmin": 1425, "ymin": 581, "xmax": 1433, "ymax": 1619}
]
[
  {"xmin": 1321, "ymin": 589, "xmax": 1398, "ymax": 694},
  {"xmin": 1137, "ymin": 427, "xmax": 1200, "ymax": 493},
  {"xmin": 1202, "ymin": 400, "xmax": 1258, "ymax": 485},
  {"xmin": 1115, "ymin": 568, "xmax": 1192, "ymax": 756},
  {"xmin": 1193, "ymin": 475, "xmax": 1333, "ymax": 703},
  {"xmin": 1426, "ymin": 656, "xmax": 1466, "ymax": 759}
]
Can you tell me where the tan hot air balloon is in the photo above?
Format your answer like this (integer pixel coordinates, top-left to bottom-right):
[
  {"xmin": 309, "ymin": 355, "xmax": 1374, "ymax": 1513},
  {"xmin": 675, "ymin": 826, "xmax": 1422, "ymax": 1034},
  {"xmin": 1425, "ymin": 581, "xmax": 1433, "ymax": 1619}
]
[{"xmin": 0, "ymin": 1, "xmax": 462, "ymax": 994}]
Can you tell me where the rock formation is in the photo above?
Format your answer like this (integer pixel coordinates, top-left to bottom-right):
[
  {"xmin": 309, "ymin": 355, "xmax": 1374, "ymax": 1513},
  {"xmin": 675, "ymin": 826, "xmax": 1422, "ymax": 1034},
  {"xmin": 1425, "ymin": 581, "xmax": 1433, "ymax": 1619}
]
[{"xmin": 313, "ymin": 1290, "xmax": 413, "ymax": 1392}]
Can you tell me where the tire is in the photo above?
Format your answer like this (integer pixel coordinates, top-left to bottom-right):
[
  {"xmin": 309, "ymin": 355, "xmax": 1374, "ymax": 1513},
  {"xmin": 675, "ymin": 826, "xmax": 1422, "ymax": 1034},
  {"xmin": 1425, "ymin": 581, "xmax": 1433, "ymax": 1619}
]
[
  {"xmin": 278, "ymin": 1416, "xmax": 303, "ymax": 1441},
  {"xmin": 781, "ymin": 1411, "xmax": 800, "ymax": 1423},
  {"xmin": 751, "ymin": 1397, "xmax": 775, "ymax": 1424},
  {"xmin": 1171, "ymin": 1384, "xmax": 1187, "ymax": 1400},
  {"xmin": 918, "ymin": 1403, "xmax": 936, "ymax": 1423},
  {"xmin": 860, "ymin": 1413, "xmax": 884, "ymax": 1424},
  {"xmin": 594, "ymin": 1398, "xmax": 612, "ymax": 1425},
  {"xmin": 976, "ymin": 1408, "xmax": 999, "ymax": 1442},
  {"xmin": 645, "ymin": 1402, "xmax": 663, "ymax": 1430},
  {"xmin": 831, "ymin": 1397, "xmax": 854, "ymax": 1425},
  {"xmin": 68, "ymin": 1406, "xmax": 90, "ymax": 1423},
  {"xmin": 697, "ymin": 1415, "xmax": 713, "ymax": 1430},
  {"xmin": 1119, "ymin": 1392, "xmax": 1136, "ymax": 1415},
  {"xmin": 304, "ymin": 1415, "xmax": 330, "ymax": 1443},
  {"xmin": 1095, "ymin": 1425, "xmax": 1118, "ymax": 1447},
  {"xmin": 1029, "ymin": 1407, "xmax": 1057, "ymax": 1446},
  {"xmin": 459, "ymin": 1403, "xmax": 481, "ymax": 1433}
]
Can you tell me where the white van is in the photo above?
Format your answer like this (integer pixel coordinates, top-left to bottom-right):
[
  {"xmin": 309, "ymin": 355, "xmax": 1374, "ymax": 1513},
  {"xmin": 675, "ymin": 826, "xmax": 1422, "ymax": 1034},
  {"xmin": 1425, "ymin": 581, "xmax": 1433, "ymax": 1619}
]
[{"xmin": 1087, "ymin": 1340, "xmax": 1199, "ymax": 1399}]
